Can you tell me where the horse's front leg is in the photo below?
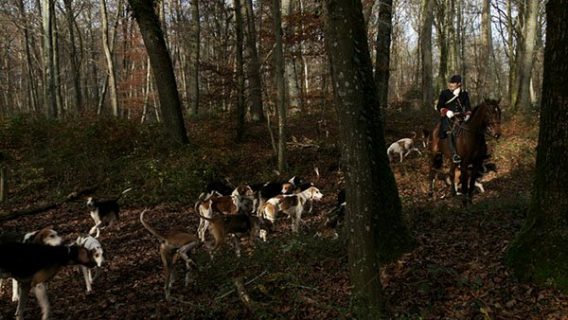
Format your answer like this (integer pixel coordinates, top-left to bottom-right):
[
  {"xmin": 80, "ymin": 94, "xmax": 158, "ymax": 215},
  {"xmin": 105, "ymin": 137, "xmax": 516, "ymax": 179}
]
[
  {"xmin": 460, "ymin": 165, "xmax": 470, "ymax": 206},
  {"xmin": 449, "ymin": 164, "xmax": 458, "ymax": 196}
]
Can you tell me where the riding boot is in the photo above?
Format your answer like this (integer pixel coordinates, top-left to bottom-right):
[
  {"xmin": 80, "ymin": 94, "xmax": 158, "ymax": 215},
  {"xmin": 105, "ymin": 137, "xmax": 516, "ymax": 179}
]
[{"xmin": 447, "ymin": 131, "xmax": 461, "ymax": 163}]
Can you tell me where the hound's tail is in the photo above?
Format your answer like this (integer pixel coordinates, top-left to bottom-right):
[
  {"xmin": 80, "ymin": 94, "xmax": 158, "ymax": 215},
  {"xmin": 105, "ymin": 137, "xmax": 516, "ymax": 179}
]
[{"xmin": 140, "ymin": 209, "xmax": 167, "ymax": 242}]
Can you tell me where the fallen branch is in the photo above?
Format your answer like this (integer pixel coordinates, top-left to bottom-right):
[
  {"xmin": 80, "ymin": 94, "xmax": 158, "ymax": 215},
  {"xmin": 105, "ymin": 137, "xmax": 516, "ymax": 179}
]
[
  {"xmin": 215, "ymin": 270, "xmax": 267, "ymax": 301},
  {"xmin": 0, "ymin": 186, "xmax": 98, "ymax": 222},
  {"xmin": 233, "ymin": 276, "xmax": 257, "ymax": 313}
]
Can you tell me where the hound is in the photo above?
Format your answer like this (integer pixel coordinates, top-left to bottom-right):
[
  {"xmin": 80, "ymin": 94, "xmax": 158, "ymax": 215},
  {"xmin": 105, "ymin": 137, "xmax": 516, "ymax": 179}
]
[
  {"xmin": 0, "ymin": 242, "xmax": 96, "ymax": 320},
  {"xmin": 86, "ymin": 187, "xmax": 132, "ymax": 238},
  {"xmin": 140, "ymin": 209, "xmax": 200, "ymax": 301},
  {"xmin": 75, "ymin": 236, "xmax": 104, "ymax": 293},
  {"xmin": 260, "ymin": 186, "xmax": 323, "ymax": 232}
]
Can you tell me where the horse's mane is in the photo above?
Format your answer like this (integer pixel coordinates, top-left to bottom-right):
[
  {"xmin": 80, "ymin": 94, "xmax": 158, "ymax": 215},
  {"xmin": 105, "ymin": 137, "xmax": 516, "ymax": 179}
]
[{"xmin": 471, "ymin": 99, "xmax": 500, "ymax": 117}]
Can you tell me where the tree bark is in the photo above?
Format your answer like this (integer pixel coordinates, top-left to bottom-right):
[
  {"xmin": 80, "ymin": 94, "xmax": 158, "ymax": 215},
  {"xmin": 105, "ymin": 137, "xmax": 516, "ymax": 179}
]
[
  {"xmin": 101, "ymin": 0, "xmax": 120, "ymax": 117},
  {"xmin": 189, "ymin": 0, "xmax": 200, "ymax": 117},
  {"xmin": 281, "ymin": 0, "xmax": 299, "ymax": 109},
  {"xmin": 480, "ymin": 0, "xmax": 495, "ymax": 99},
  {"xmin": 273, "ymin": 0, "xmax": 287, "ymax": 173},
  {"xmin": 234, "ymin": 0, "xmax": 246, "ymax": 141},
  {"xmin": 42, "ymin": 0, "xmax": 57, "ymax": 118},
  {"xmin": 18, "ymin": 0, "xmax": 39, "ymax": 113},
  {"xmin": 244, "ymin": 0, "xmax": 264, "ymax": 122},
  {"xmin": 507, "ymin": 0, "xmax": 568, "ymax": 292},
  {"xmin": 129, "ymin": 0, "xmax": 189, "ymax": 145},
  {"xmin": 63, "ymin": 0, "xmax": 83, "ymax": 113},
  {"xmin": 420, "ymin": 0, "xmax": 434, "ymax": 109},
  {"xmin": 514, "ymin": 0, "xmax": 539, "ymax": 111},
  {"xmin": 323, "ymin": 0, "xmax": 413, "ymax": 317},
  {"xmin": 375, "ymin": 0, "xmax": 393, "ymax": 122}
]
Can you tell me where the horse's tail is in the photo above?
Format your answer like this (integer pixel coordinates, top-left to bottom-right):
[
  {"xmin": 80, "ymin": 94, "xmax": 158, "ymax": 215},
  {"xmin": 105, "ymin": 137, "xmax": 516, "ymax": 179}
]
[{"xmin": 432, "ymin": 153, "xmax": 443, "ymax": 170}]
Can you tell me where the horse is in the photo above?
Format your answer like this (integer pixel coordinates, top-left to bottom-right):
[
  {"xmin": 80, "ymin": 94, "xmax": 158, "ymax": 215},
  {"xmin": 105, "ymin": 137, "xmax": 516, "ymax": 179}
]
[{"xmin": 428, "ymin": 99, "xmax": 502, "ymax": 205}]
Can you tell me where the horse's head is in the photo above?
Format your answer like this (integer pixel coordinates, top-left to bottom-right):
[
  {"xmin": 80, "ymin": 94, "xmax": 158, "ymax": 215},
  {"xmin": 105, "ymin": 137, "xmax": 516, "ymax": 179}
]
[{"xmin": 474, "ymin": 99, "xmax": 502, "ymax": 139}]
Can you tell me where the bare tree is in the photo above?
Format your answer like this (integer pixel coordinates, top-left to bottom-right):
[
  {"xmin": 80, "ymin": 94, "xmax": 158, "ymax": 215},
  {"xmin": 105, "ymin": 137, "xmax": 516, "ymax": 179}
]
[
  {"xmin": 421, "ymin": 0, "xmax": 434, "ymax": 109},
  {"xmin": 375, "ymin": 0, "xmax": 393, "ymax": 119},
  {"xmin": 189, "ymin": 0, "xmax": 200, "ymax": 117},
  {"xmin": 244, "ymin": 0, "xmax": 264, "ymax": 122},
  {"xmin": 273, "ymin": 0, "xmax": 287, "ymax": 173},
  {"xmin": 323, "ymin": 0, "xmax": 413, "ymax": 317},
  {"xmin": 514, "ymin": 0, "xmax": 539, "ymax": 111},
  {"xmin": 100, "ymin": 0, "xmax": 119, "ymax": 116},
  {"xmin": 234, "ymin": 0, "xmax": 246, "ymax": 141},
  {"xmin": 128, "ymin": 0, "xmax": 189, "ymax": 145},
  {"xmin": 507, "ymin": 0, "xmax": 568, "ymax": 291},
  {"xmin": 42, "ymin": 0, "xmax": 57, "ymax": 118},
  {"xmin": 479, "ymin": 0, "xmax": 495, "ymax": 99},
  {"xmin": 63, "ymin": 0, "xmax": 83, "ymax": 113}
]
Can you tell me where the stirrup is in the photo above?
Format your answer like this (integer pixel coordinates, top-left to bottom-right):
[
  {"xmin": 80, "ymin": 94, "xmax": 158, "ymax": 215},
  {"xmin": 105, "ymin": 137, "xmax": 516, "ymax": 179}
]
[{"xmin": 452, "ymin": 154, "xmax": 462, "ymax": 164}]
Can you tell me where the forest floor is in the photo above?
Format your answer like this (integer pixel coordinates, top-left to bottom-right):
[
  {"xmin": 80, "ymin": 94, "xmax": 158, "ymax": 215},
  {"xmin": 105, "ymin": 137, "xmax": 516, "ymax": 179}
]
[{"xmin": 0, "ymin": 109, "xmax": 567, "ymax": 319}]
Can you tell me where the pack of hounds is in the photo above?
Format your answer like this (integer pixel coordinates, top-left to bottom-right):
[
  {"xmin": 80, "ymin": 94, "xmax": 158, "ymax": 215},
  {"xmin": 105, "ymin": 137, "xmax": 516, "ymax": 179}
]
[{"xmin": 0, "ymin": 175, "xmax": 338, "ymax": 319}]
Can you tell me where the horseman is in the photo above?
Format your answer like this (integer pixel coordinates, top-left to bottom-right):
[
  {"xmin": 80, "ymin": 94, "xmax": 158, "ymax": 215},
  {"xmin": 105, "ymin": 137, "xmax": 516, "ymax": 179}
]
[{"xmin": 436, "ymin": 75, "xmax": 471, "ymax": 164}]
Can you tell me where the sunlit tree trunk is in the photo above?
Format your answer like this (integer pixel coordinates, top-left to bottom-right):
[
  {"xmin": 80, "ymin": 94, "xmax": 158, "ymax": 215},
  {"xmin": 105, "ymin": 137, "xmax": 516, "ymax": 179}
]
[
  {"xmin": 324, "ymin": 0, "xmax": 413, "ymax": 317},
  {"xmin": 514, "ymin": 0, "xmax": 539, "ymax": 111},
  {"xmin": 129, "ymin": 0, "xmax": 189, "ymax": 145},
  {"xmin": 507, "ymin": 0, "xmax": 568, "ymax": 291},
  {"xmin": 100, "ymin": 0, "xmax": 119, "ymax": 116},
  {"xmin": 480, "ymin": 0, "xmax": 495, "ymax": 99},
  {"xmin": 273, "ymin": 0, "xmax": 287, "ymax": 173}
]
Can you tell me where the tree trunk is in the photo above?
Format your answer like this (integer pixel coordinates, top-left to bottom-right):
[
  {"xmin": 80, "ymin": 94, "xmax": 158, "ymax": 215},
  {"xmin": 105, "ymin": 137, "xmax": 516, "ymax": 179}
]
[
  {"xmin": 63, "ymin": 0, "xmax": 83, "ymax": 113},
  {"xmin": 480, "ymin": 0, "xmax": 495, "ymax": 99},
  {"xmin": 507, "ymin": 0, "xmax": 515, "ymax": 105},
  {"xmin": 447, "ymin": 0, "xmax": 459, "ymax": 74},
  {"xmin": 514, "ymin": 0, "xmax": 539, "ymax": 111},
  {"xmin": 282, "ymin": 0, "xmax": 299, "ymax": 109},
  {"xmin": 507, "ymin": 0, "xmax": 568, "ymax": 292},
  {"xmin": 323, "ymin": 0, "xmax": 413, "ymax": 317},
  {"xmin": 52, "ymin": 13, "xmax": 64, "ymax": 116},
  {"xmin": 234, "ymin": 0, "xmax": 246, "ymax": 141},
  {"xmin": 375, "ymin": 0, "xmax": 393, "ymax": 122},
  {"xmin": 244, "ymin": 0, "xmax": 264, "ymax": 122},
  {"xmin": 42, "ymin": 0, "xmax": 57, "ymax": 118},
  {"xmin": 434, "ymin": 1, "xmax": 448, "ymax": 93},
  {"xmin": 189, "ymin": 0, "xmax": 200, "ymax": 117},
  {"xmin": 420, "ymin": 0, "xmax": 434, "ymax": 109},
  {"xmin": 273, "ymin": 0, "xmax": 287, "ymax": 173},
  {"xmin": 101, "ymin": 0, "xmax": 119, "ymax": 117},
  {"xmin": 129, "ymin": 0, "xmax": 189, "ymax": 145},
  {"xmin": 18, "ymin": 0, "xmax": 39, "ymax": 113}
]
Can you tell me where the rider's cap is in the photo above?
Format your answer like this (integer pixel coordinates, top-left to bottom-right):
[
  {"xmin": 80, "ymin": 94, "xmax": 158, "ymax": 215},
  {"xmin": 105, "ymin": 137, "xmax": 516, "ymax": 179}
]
[{"xmin": 449, "ymin": 75, "xmax": 462, "ymax": 83}]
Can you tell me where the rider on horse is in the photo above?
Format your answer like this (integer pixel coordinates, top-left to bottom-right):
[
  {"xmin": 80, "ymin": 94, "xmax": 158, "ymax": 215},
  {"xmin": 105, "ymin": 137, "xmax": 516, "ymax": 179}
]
[{"xmin": 436, "ymin": 74, "xmax": 471, "ymax": 164}]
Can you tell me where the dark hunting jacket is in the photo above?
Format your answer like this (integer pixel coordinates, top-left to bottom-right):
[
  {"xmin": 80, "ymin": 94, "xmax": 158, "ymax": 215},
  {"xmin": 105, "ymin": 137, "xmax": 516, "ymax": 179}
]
[{"xmin": 436, "ymin": 89, "xmax": 471, "ymax": 117}]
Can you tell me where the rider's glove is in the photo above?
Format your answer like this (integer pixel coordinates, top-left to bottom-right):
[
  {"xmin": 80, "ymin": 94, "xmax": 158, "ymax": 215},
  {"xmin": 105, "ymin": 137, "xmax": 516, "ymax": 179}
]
[
  {"xmin": 464, "ymin": 111, "xmax": 471, "ymax": 122},
  {"xmin": 446, "ymin": 110, "xmax": 455, "ymax": 118}
]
